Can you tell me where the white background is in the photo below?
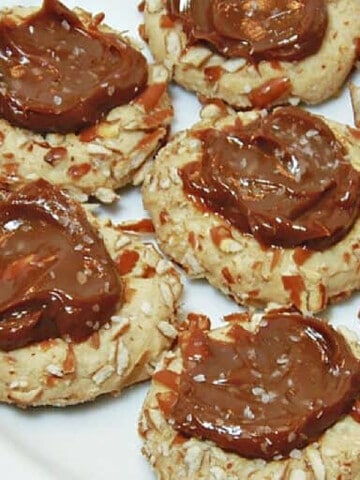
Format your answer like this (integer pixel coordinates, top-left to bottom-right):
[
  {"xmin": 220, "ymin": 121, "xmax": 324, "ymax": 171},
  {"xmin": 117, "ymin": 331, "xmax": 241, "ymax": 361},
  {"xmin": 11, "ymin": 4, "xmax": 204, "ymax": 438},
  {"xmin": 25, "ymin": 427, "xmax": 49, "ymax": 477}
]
[{"xmin": 0, "ymin": 1, "xmax": 359, "ymax": 479}]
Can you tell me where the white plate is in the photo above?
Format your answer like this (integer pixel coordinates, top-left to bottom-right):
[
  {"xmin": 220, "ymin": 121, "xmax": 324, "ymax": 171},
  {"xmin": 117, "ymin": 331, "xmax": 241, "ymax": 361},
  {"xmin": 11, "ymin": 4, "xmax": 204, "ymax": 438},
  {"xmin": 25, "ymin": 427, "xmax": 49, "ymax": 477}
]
[{"xmin": 0, "ymin": 1, "xmax": 359, "ymax": 479}]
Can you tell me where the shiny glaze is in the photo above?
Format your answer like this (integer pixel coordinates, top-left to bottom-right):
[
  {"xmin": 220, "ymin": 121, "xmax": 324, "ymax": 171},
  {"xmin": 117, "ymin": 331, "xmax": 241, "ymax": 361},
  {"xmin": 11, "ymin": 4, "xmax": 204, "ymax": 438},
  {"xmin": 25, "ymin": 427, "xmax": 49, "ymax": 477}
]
[
  {"xmin": 0, "ymin": 179, "xmax": 122, "ymax": 351},
  {"xmin": 0, "ymin": 0, "xmax": 148, "ymax": 133},
  {"xmin": 168, "ymin": 0, "xmax": 327, "ymax": 61},
  {"xmin": 171, "ymin": 312, "xmax": 360, "ymax": 459},
  {"xmin": 181, "ymin": 107, "xmax": 360, "ymax": 249}
]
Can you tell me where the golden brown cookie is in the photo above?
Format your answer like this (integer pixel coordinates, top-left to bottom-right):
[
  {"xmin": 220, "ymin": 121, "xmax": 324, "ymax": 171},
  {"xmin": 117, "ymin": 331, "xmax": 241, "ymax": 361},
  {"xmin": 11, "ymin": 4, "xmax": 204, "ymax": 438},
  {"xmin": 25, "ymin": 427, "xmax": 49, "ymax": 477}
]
[
  {"xmin": 142, "ymin": 104, "xmax": 360, "ymax": 313},
  {"xmin": 0, "ymin": 1, "xmax": 173, "ymax": 203},
  {"xmin": 0, "ymin": 181, "xmax": 182, "ymax": 407},
  {"xmin": 142, "ymin": 0, "xmax": 360, "ymax": 108},
  {"xmin": 139, "ymin": 311, "xmax": 360, "ymax": 480}
]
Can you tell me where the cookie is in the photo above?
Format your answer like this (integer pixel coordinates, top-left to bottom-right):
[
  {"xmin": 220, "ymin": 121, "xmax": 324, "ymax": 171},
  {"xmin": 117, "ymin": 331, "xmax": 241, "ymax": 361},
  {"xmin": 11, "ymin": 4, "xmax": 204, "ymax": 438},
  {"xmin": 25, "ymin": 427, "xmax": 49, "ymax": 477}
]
[
  {"xmin": 0, "ymin": 179, "xmax": 182, "ymax": 407},
  {"xmin": 142, "ymin": 104, "xmax": 360, "ymax": 313},
  {"xmin": 142, "ymin": 0, "xmax": 360, "ymax": 108},
  {"xmin": 139, "ymin": 311, "xmax": 360, "ymax": 479},
  {"xmin": 0, "ymin": 0, "xmax": 173, "ymax": 203}
]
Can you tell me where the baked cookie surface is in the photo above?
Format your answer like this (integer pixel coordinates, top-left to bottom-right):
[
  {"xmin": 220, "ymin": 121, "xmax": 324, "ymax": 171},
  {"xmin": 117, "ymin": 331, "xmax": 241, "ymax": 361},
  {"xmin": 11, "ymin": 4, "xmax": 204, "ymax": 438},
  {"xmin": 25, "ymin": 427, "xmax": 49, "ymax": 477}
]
[
  {"xmin": 0, "ymin": 2, "xmax": 173, "ymax": 203},
  {"xmin": 0, "ymin": 181, "xmax": 182, "ymax": 407},
  {"xmin": 142, "ymin": 0, "xmax": 360, "ymax": 108},
  {"xmin": 139, "ymin": 311, "xmax": 360, "ymax": 480},
  {"xmin": 142, "ymin": 104, "xmax": 360, "ymax": 313}
]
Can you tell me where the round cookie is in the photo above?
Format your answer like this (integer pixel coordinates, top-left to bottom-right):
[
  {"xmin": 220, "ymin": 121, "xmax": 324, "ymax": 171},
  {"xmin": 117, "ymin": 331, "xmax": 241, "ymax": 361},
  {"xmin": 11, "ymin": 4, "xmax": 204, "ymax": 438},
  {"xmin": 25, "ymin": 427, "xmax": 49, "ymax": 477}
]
[
  {"xmin": 142, "ymin": 0, "xmax": 360, "ymax": 108},
  {"xmin": 0, "ymin": 184, "xmax": 182, "ymax": 408},
  {"xmin": 139, "ymin": 311, "xmax": 360, "ymax": 480},
  {"xmin": 0, "ymin": 2, "xmax": 173, "ymax": 203},
  {"xmin": 142, "ymin": 103, "xmax": 360, "ymax": 313}
]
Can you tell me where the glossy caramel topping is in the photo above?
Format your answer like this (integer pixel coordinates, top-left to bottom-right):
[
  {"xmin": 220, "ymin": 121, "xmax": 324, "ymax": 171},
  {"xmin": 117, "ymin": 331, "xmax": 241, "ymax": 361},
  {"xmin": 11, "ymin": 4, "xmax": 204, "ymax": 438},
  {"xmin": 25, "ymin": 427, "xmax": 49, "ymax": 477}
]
[
  {"xmin": 181, "ymin": 107, "xmax": 360, "ymax": 249},
  {"xmin": 168, "ymin": 0, "xmax": 327, "ymax": 61},
  {"xmin": 171, "ymin": 312, "xmax": 360, "ymax": 459},
  {"xmin": 0, "ymin": 0, "xmax": 148, "ymax": 133},
  {"xmin": 0, "ymin": 179, "xmax": 122, "ymax": 351}
]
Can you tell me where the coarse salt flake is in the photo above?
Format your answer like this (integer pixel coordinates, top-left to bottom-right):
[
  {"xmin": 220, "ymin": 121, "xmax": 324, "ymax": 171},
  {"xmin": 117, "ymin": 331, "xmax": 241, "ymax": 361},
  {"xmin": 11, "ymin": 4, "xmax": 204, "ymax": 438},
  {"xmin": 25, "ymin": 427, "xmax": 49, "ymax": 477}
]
[{"xmin": 53, "ymin": 95, "xmax": 63, "ymax": 106}]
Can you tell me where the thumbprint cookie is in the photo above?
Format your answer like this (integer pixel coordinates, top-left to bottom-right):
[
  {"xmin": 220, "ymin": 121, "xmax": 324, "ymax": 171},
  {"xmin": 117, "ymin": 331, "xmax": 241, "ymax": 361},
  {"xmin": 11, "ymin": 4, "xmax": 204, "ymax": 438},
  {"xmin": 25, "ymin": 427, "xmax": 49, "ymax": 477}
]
[
  {"xmin": 142, "ymin": 104, "xmax": 360, "ymax": 313},
  {"xmin": 0, "ymin": 0, "xmax": 173, "ymax": 203},
  {"xmin": 142, "ymin": 0, "xmax": 360, "ymax": 109},
  {"xmin": 0, "ymin": 179, "xmax": 182, "ymax": 407},
  {"xmin": 140, "ymin": 310, "xmax": 360, "ymax": 479}
]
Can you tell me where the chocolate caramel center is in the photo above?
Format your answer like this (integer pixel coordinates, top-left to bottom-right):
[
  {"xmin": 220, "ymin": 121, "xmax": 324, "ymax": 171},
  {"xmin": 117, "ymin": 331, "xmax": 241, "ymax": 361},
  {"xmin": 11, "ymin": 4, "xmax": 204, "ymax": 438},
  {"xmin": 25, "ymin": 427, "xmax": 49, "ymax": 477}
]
[
  {"xmin": 181, "ymin": 107, "xmax": 360, "ymax": 249},
  {"xmin": 170, "ymin": 313, "xmax": 360, "ymax": 459},
  {"xmin": 0, "ymin": 179, "xmax": 122, "ymax": 351},
  {"xmin": 168, "ymin": 0, "xmax": 327, "ymax": 61},
  {"xmin": 0, "ymin": 0, "xmax": 148, "ymax": 133}
]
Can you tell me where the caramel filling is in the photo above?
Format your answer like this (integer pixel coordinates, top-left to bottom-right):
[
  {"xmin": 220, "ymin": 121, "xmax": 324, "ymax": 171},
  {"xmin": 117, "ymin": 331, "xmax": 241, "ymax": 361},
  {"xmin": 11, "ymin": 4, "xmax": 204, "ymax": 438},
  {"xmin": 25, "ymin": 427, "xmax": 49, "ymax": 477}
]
[
  {"xmin": 0, "ymin": 0, "xmax": 148, "ymax": 133},
  {"xmin": 168, "ymin": 0, "xmax": 327, "ymax": 62},
  {"xmin": 0, "ymin": 179, "xmax": 122, "ymax": 351},
  {"xmin": 181, "ymin": 107, "xmax": 360, "ymax": 249}
]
